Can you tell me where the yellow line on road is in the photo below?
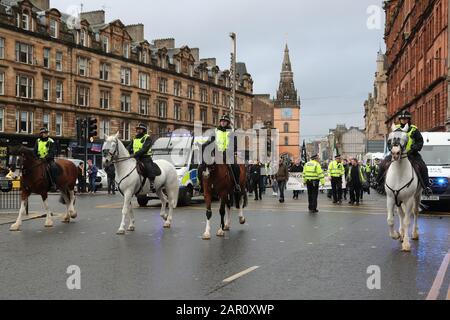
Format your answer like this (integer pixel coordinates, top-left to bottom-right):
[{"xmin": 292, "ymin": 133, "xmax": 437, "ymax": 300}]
[
  {"xmin": 426, "ymin": 250, "xmax": 450, "ymax": 300},
  {"xmin": 223, "ymin": 266, "xmax": 259, "ymax": 283}
]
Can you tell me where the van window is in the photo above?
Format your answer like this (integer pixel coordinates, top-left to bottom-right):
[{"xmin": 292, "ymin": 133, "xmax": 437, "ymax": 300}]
[{"xmin": 422, "ymin": 145, "xmax": 450, "ymax": 166}]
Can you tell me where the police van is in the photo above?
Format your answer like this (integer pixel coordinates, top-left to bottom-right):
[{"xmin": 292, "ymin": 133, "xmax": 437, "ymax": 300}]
[
  {"xmin": 136, "ymin": 133, "xmax": 207, "ymax": 207},
  {"xmin": 420, "ymin": 132, "xmax": 450, "ymax": 207}
]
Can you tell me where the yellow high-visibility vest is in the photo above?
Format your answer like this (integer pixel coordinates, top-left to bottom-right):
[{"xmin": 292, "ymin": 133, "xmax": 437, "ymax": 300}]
[
  {"xmin": 215, "ymin": 129, "xmax": 230, "ymax": 152},
  {"xmin": 37, "ymin": 138, "xmax": 54, "ymax": 159},
  {"xmin": 132, "ymin": 134, "xmax": 152, "ymax": 156},
  {"xmin": 395, "ymin": 124, "xmax": 418, "ymax": 153},
  {"xmin": 328, "ymin": 160, "xmax": 344, "ymax": 178},
  {"xmin": 303, "ymin": 160, "xmax": 325, "ymax": 185}
]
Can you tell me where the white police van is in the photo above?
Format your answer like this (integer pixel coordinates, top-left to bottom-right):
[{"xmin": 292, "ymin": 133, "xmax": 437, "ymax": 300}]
[
  {"xmin": 420, "ymin": 132, "xmax": 450, "ymax": 207},
  {"xmin": 136, "ymin": 133, "xmax": 206, "ymax": 207}
]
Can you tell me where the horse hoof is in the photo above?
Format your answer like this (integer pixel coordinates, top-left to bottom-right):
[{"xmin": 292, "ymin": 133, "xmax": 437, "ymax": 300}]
[
  {"xmin": 401, "ymin": 243, "xmax": 411, "ymax": 252},
  {"xmin": 62, "ymin": 218, "xmax": 70, "ymax": 224},
  {"xmin": 239, "ymin": 217, "xmax": 246, "ymax": 225},
  {"xmin": 70, "ymin": 212, "xmax": 77, "ymax": 219},
  {"xmin": 412, "ymin": 233, "xmax": 419, "ymax": 241},
  {"xmin": 161, "ymin": 214, "xmax": 168, "ymax": 221},
  {"xmin": 202, "ymin": 233, "xmax": 211, "ymax": 240},
  {"xmin": 127, "ymin": 226, "xmax": 135, "ymax": 232},
  {"xmin": 45, "ymin": 221, "xmax": 53, "ymax": 228},
  {"xmin": 163, "ymin": 222, "xmax": 171, "ymax": 229},
  {"xmin": 223, "ymin": 225, "xmax": 230, "ymax": 231},
  {"xmin": 216, "ymin": 229, "xmax": 225, "ymax": 237},
  {"xmin": 9, "ymin": 224, "xmax": 21, "ymax": 231},
  {"xmin": 116, "ymin": 229, "xmax": 126, "ymax": 235},
  {"xmin": 391, "ymin": 231, "xmax": 400, "ymax": 240}
]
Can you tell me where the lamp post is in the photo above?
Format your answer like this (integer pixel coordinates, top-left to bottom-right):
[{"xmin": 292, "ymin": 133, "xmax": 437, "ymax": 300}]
[{"xmin": 229, "ymin": 32, "xmax": 236, "ymax": 129}]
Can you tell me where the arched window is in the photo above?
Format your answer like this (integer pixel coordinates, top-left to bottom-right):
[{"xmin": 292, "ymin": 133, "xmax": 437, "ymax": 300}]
[
  {"xmin": 284, "ymin": 122, "xmax": 289, "ymax": 132},
  {"xmin": 284, "ymin": 137, "xmax": 289, "ymax": 146}
]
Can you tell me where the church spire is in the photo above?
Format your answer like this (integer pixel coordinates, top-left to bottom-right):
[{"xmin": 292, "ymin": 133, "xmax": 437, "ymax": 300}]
[
  {"xmin": 282, "ymin": 44, "xmax": 292, "ymax": 72},
  {"xmin": 276, "ymin": 43, "xmax": 299, "ymax": 107}
]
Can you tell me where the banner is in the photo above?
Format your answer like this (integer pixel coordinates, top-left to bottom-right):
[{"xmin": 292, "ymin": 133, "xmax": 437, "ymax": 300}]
[{"xmin": 286, "ymin": 172, "xmax": 346, "ymax": 191}]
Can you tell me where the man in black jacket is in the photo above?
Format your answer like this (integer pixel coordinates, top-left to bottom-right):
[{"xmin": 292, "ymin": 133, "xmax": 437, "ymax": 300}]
[
  {"xmin": 34, "ymin": 127, "xmax": 58, "ymax": 191},
  {"xmin": 250, "ymin": 161, "xmax": 262, "ymax": 200}
]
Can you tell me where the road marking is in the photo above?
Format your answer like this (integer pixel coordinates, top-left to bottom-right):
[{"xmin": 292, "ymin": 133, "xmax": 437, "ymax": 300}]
[
  {"xmin": 223, "ymin": 266, "xmax": 259, "ymax": 283},
  {"xmin": 308, "ymin": 242, "xmax": 313, "ymax": 245},
  {"xmin": 371, "ymin": 246, "xmax": 377, "ymax": 249},
  {"xmin": 426, "ymin": 250, "xmax": 450, "ymax": 300},
  {"xmin": 339, "ymin": 244, "xmax": 345, "ymax": 246},
  {"xmin": 101, "ymin": 232, "xmax": 106, "ymax": 235}
]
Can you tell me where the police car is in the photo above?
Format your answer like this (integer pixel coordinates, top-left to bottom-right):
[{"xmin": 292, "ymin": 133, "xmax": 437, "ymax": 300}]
[{"xmin": 420, "ymin": 132, "xmax": 450, "ymax": 207}]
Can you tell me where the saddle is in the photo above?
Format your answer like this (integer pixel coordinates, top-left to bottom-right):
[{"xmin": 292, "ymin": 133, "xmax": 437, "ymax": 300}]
[{"xmin": 136, "ymin": 160, "xmax": 161, "ymax": 178}]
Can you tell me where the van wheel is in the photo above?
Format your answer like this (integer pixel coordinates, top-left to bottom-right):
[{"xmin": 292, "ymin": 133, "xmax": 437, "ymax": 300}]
[{"xmin": 137, "ymin": 195, "xmax": 149, "ymax": 207}]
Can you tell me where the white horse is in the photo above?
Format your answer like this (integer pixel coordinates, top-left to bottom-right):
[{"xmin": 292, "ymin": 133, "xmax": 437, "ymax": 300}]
[
  {"xmin": 385, "ymin": 123, "xmax": 422, "ymax": 252},
  {"xmin": 102, "ymin": 133, "xmax": 179, "ymax": 234}
]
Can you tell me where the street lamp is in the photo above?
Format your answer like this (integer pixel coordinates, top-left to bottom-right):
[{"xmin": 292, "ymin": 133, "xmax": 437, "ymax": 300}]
[{"xmin": 229, "ymin": 32, "xmax": 236, "ymax": 129}]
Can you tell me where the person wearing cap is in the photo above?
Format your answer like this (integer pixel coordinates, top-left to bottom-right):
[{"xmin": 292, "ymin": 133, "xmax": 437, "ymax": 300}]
[
  {"xmin": 34, "ymin": 127, "xmax": 57, "ymax": 191},
  {"xmin": 377, "ymin": 110, "xmax": 431, "ymax": 195},
  {"xmin": 328, "ymin": 154, "xmax": 345, "ymax": 204},
  {"xmin": 127, "ymin": 123, "xmax": 156, "ymax": 190},
  {"xmin": 303, "ymin": 154, "xmax": 325, "ymax": 213}
]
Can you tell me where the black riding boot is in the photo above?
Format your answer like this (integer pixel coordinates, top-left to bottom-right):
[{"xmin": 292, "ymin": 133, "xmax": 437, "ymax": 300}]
[
  {"xmin": 409, "ymin": 153, "xmax": 432, "ymax": 196},
  {"xmin": 48, "ymin": 161, "xmax": 58, "ymax": 192}
]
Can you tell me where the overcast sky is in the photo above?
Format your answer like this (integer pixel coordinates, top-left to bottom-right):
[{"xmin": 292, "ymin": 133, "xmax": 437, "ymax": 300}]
[{"xmin": 53, "ymin": 0, "xmax": 385, "ymax": 141}]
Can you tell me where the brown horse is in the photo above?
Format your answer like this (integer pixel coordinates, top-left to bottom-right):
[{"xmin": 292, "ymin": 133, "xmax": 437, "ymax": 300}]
[
  {"xmin": 9, "ymin": 147, "xmax": 78, "ymax": 231},
  {"xmin": 202, "ymin": 164, "xmax": 247, "ymax": 240}
]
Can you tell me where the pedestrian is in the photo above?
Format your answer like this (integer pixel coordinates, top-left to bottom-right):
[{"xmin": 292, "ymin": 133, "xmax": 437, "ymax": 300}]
[
  {"xmin": 289, "ymin": 159, "xmax": 303, "ymax": 200},
  {"xmin": 347, "ymin": 158, "xmax": 366, "ymax": 206},
  {"xmin": 87, "ymin": 159, "xmax": 98, "ymax": 194},
  {"xmin": 250, "ymin": 160, "xmax": 262, "ymax": 200},
  {"xmin": 328, "ymin": 154, "xmax": 345, "ymax": 204},
  {"xmin": 342, "ymin": 158, "xmax": 349, "ymax": 200},
  {"xmin": 77, "ymin": 162, "xmax": 85, "ymax": 193},
  {"xmin": 105, "ymin": 162, "xmax": 116, "ymax": 195},
  {"xmin": 364, "ymin": 159, "xmax": 372, "ymax": 195},
  {"xmin": 303, "ymin": 154, "xmax": 325, "ymax": 213},
  {"xmin": 271, "ymin": 175, "xmax": 278, "ymax": 196},
  {"xmin": 275, "ymin": 159, "xmax": 289, "ymax": 203}
]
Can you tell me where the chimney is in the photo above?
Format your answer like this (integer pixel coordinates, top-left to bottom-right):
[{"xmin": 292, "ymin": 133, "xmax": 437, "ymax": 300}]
[
  {"xmin": 153, "ymin": 38, "xmax": 175, "ymax": 49},
  {"xmin": 80, "ymin": 10, "xmax": 105, "ymax": 25},
  {"xmin": 200, "ymin": 58, "xmax": 216, "ymax": 67},
  {"xmin": 190, "ymin": 48, "xmax": 199, "ymax": 62},
  {"xmin": 126, "ymin": 24, "xmax": 144, "ymax": 42},
  {"xmin": 31, "ymin": 0, "xmax": 50, "ymax": 10}
]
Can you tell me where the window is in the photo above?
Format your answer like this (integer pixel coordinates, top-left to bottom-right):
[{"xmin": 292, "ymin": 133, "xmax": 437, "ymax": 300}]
[
  {"xmin": 188, "ymin": 65, "xmax": 194, "ymax": 77},
  {"xmin": 187, "ymin": 85, "xmax": 194, "ymax": 99},
  {"xmin": 212, "ymin": 91, "xmax": 219, "ymax": 105},
  {"xmin": 56, "ymin": 51, "xmax": 63, "ymax": 71},
  {"xmin": 43, "ymin": 113, "xmax": 50, "ymax": 131},
  {"xmin": 78, "ymin": 57, "xmax": 89, "ymax": 76},
  {"xmin": 200, "ymin": 108, "xmax": 207, "ymax": 123},
  {"xmin": 16, "ymin": 75, "xmax": 33, "ymax": 98},
  {"xmin": 174, "ymin": 103, "xmax": 181, "ymax": 121},
  {"xmin": 123, "ymin": 43, "xmax": 130, "ymax": 59},
  {"xmin": 121, "ymin": 94, "xmax": 131, "ymax": 112},
  {"xmin": 284, "ymin": 122, "xmax": 289, "ymax": 132},
  {"xmin": 56, "ymin": 81, "xmax": 63, "ymax": 102},
  {"xmin": 79, "ymin": 29, "xmax": 88, "ymax": 47},
  {"xmin": 158, "ymin": 100, "xmax": 167, "ymax": 118},
  {"xmin": 121, "ymin": 122, "xmax": 130, "ymax": 140},
  {"xmin": 121, "ymin": 68, "xmax": 131, "ymax": 86},
  {"xmin": 158, "ymin": 77, "xmax": 168, "ymax": 93},
  {"xmin": 16, "ymin": 110, "xmax": 33, "ymax": 134},
  {"xmin": 99, "ymin": 63, "xmax": 110, "ymax": 80},
  {"xmin": 0, "ymin": 38, "xmax": 4, "ymax": 59},
  {"xmin": 188, "ymin": 105, "xmax": 194, "ymax": 122},
  {"xmin": 139, "ymin": 73, "xmax": 149, "ymax": 90},
  {"xmin": 101, "ymin": 36, "xmax": 109, "ymax": 53},
  {"xmin": 284, "ymin": 137, "xmax": 289, "ymax": 146},
  {"xmin": 19, "ymin": 13, "xmax": 29, "ymax": 30},
  {"xmin": 55, "ymin": 113, "xmax": 62, "ymax": 136},
  {"xmin": 213, "ymin": 111, "xmax": 219, "ymax": 125},
  {"xmin": 76, "ymin": 86, "xmax": 90, "ymax": 107},
  {"xmin": 140, "ymin": 49, "xmax": 148, "ymax": 63},
  {"xmin": 139, "ymin": 96, "xmax": 149, "ymax": 115},
  {"xmin": 43, "ymin": 79, "xmax": 50, "ymax": 101},
  {"xmin": 0, "ymin": 72, "xmax": 4, "ymax": 95},
  {"xmin": 100, "ymin": 91, "xmax": 110, "ymax": 109},
  {"xmin": 200, "ymin": 88, "xmax": 208, "ymax": 103},
  {"xmin": 43, "ymin": 48, "xmax": 50, "ymax": 68},
  {"xmin": 0, "ymin": 108, "xmax": 4, "ymax": 132},
  {"xmin": 100, "ymin": 119, "xmax": 110, "ymax": 139},
  {"xmin": 15, "ymin": 42, "xmax": 33, "ymax": 64},
  {"xmin": 174, "ymin": 81, "xmax": 181, "ymax": 96},
  {"xmin": 49, "ymin": 19, "xmax": 58, "ymax": 38}
]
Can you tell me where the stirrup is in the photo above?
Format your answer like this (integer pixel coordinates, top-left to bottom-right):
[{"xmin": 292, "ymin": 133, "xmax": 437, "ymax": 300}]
[
  {"xmin": 234, "ymin": 184, "xmax": 241, "ymax": 192},
  {"xmin": 422, "ymin": 187, "xmax": 432, "ymax": 197}
]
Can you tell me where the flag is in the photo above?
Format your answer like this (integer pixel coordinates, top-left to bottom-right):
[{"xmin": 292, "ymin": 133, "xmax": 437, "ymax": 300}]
[
  {"xmin": 333, "ymin": 136, "xmax": 339, "ymax": 157},
  {"xmin": 301, "ymin": 140, "xmax": 308, "ymax": 163}
]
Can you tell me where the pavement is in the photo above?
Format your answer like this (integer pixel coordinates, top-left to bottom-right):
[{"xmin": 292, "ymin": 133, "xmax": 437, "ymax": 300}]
[{"xmin": 0, "ymin": 190, "xmax": 449, "ymax": 300}]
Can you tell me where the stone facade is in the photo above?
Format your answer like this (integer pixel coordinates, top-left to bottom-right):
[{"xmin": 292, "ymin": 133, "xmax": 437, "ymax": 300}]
[
  {"xmin": 0, "ymin": 0, "xmax": 253, "ymax": 157},
  {"xmin": 384, "ymin": 0, "xmax": 448, "ymax": 132},
  {"xmin": 328, "ymin": 125, "xmax": 366, "ymax": 160}
]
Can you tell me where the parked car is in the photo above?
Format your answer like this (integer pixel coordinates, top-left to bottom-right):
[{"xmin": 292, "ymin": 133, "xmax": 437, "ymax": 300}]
[{"xmin": 65, "ymin": 158, "xmax": 106, "ymax": 190}]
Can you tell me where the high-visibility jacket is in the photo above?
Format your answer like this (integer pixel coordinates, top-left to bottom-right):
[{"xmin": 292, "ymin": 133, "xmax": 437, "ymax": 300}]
[
  {"xmin": 303, "ymin": 160, "xmax": 325, "ymax": 185},
  {"xmin": 346, "ymin": 165, "xmax": 367, "ymax": 184},
  {"xmin": 395, "ymin": 124, "xmax": 418, "ymax": 153},
  {"xmin": 328, "ymin": 160, "xmax": 344, "ymax": 178},
  {"xmin": 132, "ymin": 134, "xmax": 152, "ymax": 156},
  {"xmin": 365, "ymin": 164, "xmax": 372, "ymax": 174},
  {"xmin": 37, "ymin": 138, "xmax": 54, "ymax": 159},
  {"xmin": 215, "ymin": 129, "xmax": 230, "ymax": 152}
]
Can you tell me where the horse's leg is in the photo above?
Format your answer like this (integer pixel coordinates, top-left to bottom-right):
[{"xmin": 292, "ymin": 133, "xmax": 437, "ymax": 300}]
[
  {"xmin": 62, "ymin": 190, "xmax": 71, "ymax": 223},
  {"xmin": 157, "ymin": 189, "xmax": 168, "ymax": 221},
  {"xmin": 238, "ymin": 193, "xmax": 246, "ymax": 225},
  {"xmin": 127, "ymin": 200, "xmax": 135, "ymax": 231},
  {"xmin": 401, "ymin": 200, "xmax": 413, "ymax": 252},
  {"xmin": 387, "ymin": 196, "xmax": 400, "ymax": 240},
  {"xmin": 202, "ymin": 179, "xmax": 213, "ymax": 240},
  {"xmin": 397, "ymin": 205, "xmax": 405, "ymax": 242},
  {"xmin": 69, "ymin": 190, "xmax": 77, "ymax": 219},
  {"xmin": 163, "ymin": 185, "xmax": 177, "ymax": 229},
  {"xmin": 117, "ymin": 191, "xmax": 132, "ymax": 235},
  {"xmin": 217, "ymin": 198, "xmax": 226, "ymax": 237},
  {"xmin": 224, "ymin": 203, "xmax": 231, "ymax": 231},
  {"xmin": 10, "ymin": 191, "xmax": 30, "ymax": 231},
  {"xmin": 412, "ymin": 193, "xmax": 420, "ymax": 241},
  {"xmin": 42, "ymin": 193, "xmax": 53, "ymax": 228}
]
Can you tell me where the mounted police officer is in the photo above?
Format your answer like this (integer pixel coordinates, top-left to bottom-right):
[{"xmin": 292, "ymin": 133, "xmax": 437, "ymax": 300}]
[
  {"xmin": 303, "ymin": 154, "xmax": 325, "ymax": 213},
  {"xmin": 377, "ymin": 110, "xmax": 432, "ymax": 195},
  {"xmin": 328, "ymin": 154, "xmax": 345, "ymax": 204},
  {"xmin": 127, "ymin": 123, "xmax": 157, "ymax": 191},
  {"xmin": 34, "ymin": 127, "xmax": 57, "ymax": 191}
]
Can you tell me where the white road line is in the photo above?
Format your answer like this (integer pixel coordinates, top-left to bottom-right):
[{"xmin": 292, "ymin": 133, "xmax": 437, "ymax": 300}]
[
  {"xmin": 426, "ymin": 250, "xmax": 450, "ymax": 300},
  {"xmin": 223, "ymin": 266, "xmax": 259, "ymax": 283}
]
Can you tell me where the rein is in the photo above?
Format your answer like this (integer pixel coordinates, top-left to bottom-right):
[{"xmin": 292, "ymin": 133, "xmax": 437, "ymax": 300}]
[{"xmin": 385, "ymin": 153, "xmax": 415, "ymax": 207}]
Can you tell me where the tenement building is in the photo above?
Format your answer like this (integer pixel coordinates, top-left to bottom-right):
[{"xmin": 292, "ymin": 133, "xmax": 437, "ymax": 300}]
[
  {"xmin": 0, "ymin": 0, "xmax": 253, "ymax": 159},
  {"xmin": 384, "ymin": 0, "xmax": 448, "ymax": 132}
]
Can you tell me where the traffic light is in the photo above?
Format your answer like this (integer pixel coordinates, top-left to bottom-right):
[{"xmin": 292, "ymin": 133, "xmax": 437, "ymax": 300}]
[
  {"xmin": 76, "ymin": 118, "xmax": 85, "ymax": 144},
  {"xmin": 88, "ymin": 117, "xmax": 97, "ymax": 141}
]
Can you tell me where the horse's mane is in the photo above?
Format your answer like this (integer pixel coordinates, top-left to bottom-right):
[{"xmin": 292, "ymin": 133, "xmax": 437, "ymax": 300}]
[
  {"xmin": 113, "ymin": 136, "xmax": 131, "ymax": 157},
  {"xmin": 19, "ymin": 146, "xmax": 37, "ymax": 159}
]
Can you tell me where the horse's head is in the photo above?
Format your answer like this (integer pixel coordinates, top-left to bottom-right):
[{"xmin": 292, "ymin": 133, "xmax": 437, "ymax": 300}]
[
  {"xmin": 102, "ymin": 132, "xmax": 120, "ymax": 167},
  {"xmin": 17, "ymin": 146, "xmax": 36, "ymax": 163},
  {"xmin": 388, "ymin": 123, "xmax": 409, "ymax": 161}
]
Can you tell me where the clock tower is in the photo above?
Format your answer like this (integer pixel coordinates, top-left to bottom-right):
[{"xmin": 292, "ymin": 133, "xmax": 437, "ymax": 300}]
[{"xmin": 274, "ymin": 44, "xmax": 301, "ymax": 161}]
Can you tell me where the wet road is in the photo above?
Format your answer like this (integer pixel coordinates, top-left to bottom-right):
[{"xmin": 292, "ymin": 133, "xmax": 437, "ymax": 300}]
[{"xmin": 0, "ymin": 191, "xmax": 449, "ymax": 300}]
